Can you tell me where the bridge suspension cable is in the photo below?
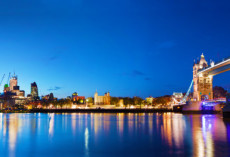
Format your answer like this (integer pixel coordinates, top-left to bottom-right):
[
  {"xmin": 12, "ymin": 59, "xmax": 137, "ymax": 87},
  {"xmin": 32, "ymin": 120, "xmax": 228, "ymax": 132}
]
[
  {"xmin": 181, "ymin": 80, "xmax": 194, "ymax": 103},
  {"xmin": 172, "ymin": 80, "xmax": 194, "ymax": 105}
]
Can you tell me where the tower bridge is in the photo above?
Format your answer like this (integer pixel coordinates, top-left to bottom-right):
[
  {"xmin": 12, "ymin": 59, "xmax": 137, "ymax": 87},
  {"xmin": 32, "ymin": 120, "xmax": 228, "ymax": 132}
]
[
  {"xmin": 172, "ymin": 54, "xmax": 229, "ymax": 112},
  {"xmin": 193, "ymin": 54, "xmax": 230, "ymax": 101}
]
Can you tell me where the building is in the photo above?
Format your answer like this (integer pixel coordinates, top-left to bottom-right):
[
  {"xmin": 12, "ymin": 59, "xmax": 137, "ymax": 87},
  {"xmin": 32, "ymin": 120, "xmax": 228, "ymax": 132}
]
[
  {"xmin": 118, "ymin": 99, "xmax": 124, "ymax": 107},
  {"xmin": 146, "ymin": 96, "xmax": 154, "ymax": 104},
  {"xmin": 31, "ymin": 82, "xmax": 39, "ymax": 101},
  {"xmin": 171, "ymin": 92, "xmax": 183, "ymax": 105},
  {"xmin": 42, "ymin": 93, "xmax": 57, "ymax": 101},
  {"xmin": 8, "ymin": 75, "xmax": 25, "ymax": 98},
  {"xmin": 94, "ymin": 91, "xmax": 111, "ymax": 105},
  {"xmin": 72, "ymin": 92, "xmax": 85, "ymax": 104},
  {"xmin": 1, "ymin": 74, "xmax": 27, "ymax": 108},
  {"xmin": 10, "ymin": 75, "xmax": 17, "ymax": 91}
]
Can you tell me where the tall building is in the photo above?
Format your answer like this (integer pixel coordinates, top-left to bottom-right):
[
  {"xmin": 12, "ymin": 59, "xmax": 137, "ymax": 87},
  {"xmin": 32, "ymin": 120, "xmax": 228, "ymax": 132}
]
[
  {"xmin": 2, "ymin": 74, "xmax": 26, "ymax": 107},
  {"xmin": 10, "ymin": 75, "xmax": 17, "ymax": 91},
  {"xmin": 94, "ymin": 91, "xmax": 111, "ymax": 105},
  {"xmin": 31, "ymin": 82, "xmax": 39, "ymax": 101}
]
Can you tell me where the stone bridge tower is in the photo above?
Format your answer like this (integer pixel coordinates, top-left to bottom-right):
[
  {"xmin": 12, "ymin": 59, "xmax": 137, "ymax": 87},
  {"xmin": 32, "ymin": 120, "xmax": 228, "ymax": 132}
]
[{"xmin": 193, "ymin": 54, "xmax": 213, "ymax": 101}]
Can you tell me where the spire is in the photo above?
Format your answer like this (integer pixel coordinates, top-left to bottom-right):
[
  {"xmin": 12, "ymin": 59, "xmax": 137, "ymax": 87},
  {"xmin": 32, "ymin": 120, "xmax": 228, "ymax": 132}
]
[{"xmin": 201, "ymin": 53, "xmax": 204, "ymax": 58}]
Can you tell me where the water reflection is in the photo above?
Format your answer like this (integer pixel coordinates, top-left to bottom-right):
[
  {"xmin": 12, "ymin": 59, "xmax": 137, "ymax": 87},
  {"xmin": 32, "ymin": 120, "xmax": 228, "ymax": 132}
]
[
  {"xmin": 48, "ymin": 113, "xmax": 54, "ymax": 137},
  {"xmin": 85, "ymin": 128, "xmax": 89, "ymax": 150},
  {"xmin": 0, "ymin": 113, "xmax": 229, "ymax": 156}
]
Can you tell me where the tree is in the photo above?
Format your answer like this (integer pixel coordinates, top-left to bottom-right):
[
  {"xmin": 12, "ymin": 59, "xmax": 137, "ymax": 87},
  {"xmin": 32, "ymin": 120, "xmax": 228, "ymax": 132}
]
[
  {"xmin": 111, "ymin": 97, "xmax": 119, "ymax": 106},
  {"xmin": 133, "ymin": 97, "xmax": 143, "ymax": 109},
  {"xmin": 213, "ymin": 86, "xmax": 227, "ymax": 98},
  {"xmin": 152, "ymin": 96, "xmax": 171, "ymax": 107},
  {"xmin": 123, "ymin": 97, "xmax": 133, "ymax": 109},
  {"xmin": 58, "ymin": 99, "xmax": 65, "ymax": 109},
  {"xmin": 52, "ymin": 100, "xmax": 58, "ymax": 109},
  {"xmin": 65, "ymin": 99, "xmax": 72, "ymax": 108},
  {"xmin": 41, "ymin": 100, "xmax": 49, "ymax": 109},
  {"xmin": 142, "ymin": 100, "xmax": 148, "ymax": 108},
  {"xmin": 87, "ymin": 97, "xmax": 93, "ymax": 103}
]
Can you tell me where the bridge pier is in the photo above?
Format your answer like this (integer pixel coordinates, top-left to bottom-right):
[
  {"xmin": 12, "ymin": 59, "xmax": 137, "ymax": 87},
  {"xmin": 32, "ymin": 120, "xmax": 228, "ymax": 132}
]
[{"xmin": 182, "ymin": 101, "xmax": 222, "ymax": 113}]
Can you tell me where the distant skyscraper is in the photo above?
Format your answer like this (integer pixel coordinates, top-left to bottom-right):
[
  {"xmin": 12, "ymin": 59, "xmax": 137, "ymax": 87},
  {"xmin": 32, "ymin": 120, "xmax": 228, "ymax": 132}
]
[
  {"xmin": 31, "ymin": 82, "xmax": 39, "ymax": 101},
  {"xmin": 10, "ymin": 75, "xmax": 17, "ymax": 91}
]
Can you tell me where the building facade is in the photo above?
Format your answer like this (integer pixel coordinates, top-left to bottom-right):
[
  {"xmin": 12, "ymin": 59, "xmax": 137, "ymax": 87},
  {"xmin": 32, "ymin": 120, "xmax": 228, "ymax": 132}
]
[
  {"xmin": 72, "ymin": 92, "xmax": 85, "ymax": 104},
  {"xmin": 94, "ymin": 91, "xmax": 111, "ymax": 105},
  {"xmin": 146, "ymin": 96, "xmax": 154, "ymax": 104},
  {"xmin": 1, "ymin": 74, "xmax": 27, "ymax": 107},
  {"xmin": 10, "ymin": 75, "xmax": 17, "ymax": 91},
  {"xmin": 31, "ymin": 82, "xmax": 39, "ymax": 101}
]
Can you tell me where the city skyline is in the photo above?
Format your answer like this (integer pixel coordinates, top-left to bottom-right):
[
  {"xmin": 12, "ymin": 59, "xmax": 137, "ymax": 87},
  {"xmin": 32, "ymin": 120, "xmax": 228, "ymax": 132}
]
[{"xmin": 0, "ymin": 0, "xmax": 230, "ymax": 98}]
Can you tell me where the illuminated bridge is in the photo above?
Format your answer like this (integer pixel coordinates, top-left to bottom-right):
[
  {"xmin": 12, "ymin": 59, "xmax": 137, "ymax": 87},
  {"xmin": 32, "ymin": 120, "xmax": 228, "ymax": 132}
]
[
  {"xmin": 194, "ymin": 55, "xmax": 230, "ymax": 101},
  {"xmin": 172, "ymin": 54, "xmax": 229, "ymax": 108}
]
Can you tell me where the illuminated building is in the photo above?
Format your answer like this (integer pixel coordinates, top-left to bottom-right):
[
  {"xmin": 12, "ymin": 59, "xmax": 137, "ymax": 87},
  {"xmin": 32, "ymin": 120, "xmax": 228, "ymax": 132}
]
[
  {"xmin": 31, "ymin": 82, "xmax": 39, "ymax": 101},
  {"xmin": 118, "ymin": 99, "xmax": 124, "ymax": 107},
  {"xmin": 72, "ymin": 92, "xmax": 85, "ymax": 104},
  {"xmin": 1, "ymin": 74, "xmax": 27, "ymax": 107},
  {"xmin": 146, "ymin": 96, "xmax": 154, "ymax": 104},
  {"xmin": 171, "ymin": 93, "xmax": 183, "ymax": 105},
  {"xmin": 42, "ymin": 93, "xmax": 57, "ymax": 101},
  {"xmin": 94, "ymin": 91, "xmax": 111, "ymax": 105},
  {"xmin": 10, "ymin": 75, "xmax": 17, "ymax": 91}
]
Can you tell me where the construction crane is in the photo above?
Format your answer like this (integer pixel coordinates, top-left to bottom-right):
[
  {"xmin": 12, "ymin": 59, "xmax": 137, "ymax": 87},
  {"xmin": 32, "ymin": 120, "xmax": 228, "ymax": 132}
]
[
  {"xmin": 4, "ymin": 73, "xmax": 11, "ymax": 88},
  {"xmin": 0, "ymin": 74, "xmax": 5, "ymax": 88}
]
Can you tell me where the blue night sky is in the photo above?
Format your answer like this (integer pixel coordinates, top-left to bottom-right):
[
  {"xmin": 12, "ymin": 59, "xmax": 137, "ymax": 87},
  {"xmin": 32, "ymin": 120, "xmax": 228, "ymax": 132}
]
[{"xmin": 0, "ymin": 0, "xmax": 230, "ymax": 98}]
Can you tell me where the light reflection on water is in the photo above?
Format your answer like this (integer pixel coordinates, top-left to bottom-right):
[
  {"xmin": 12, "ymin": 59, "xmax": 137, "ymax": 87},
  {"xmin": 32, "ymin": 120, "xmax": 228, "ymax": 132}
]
[{"xmin": 0, "ymin": 113, "xmax": 229, "ymax": 157}]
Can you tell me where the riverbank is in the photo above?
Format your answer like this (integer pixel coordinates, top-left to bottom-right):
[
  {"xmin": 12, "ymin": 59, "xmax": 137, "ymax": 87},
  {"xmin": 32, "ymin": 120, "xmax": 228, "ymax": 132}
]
[
  {"xmin": 30, "ymin": 108, "xmax": 173, "ymax": 113},
  {"xmin": 0, "ymin": 108, "xmax": 222, "ymax": 114},
  {"xmin": 0, "ymin": 110, "xmax": 29, "ymax": 113}
]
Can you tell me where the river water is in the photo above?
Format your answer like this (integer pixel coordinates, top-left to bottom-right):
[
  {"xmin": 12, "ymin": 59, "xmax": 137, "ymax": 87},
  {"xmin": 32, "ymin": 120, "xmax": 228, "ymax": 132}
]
[{"xmin": 0, "ymin": 113, "xmax": 229, "ymax": 157}]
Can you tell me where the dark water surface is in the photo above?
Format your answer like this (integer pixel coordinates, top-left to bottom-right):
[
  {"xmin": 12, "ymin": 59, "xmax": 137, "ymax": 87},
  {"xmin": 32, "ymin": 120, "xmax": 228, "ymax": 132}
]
[{"xmin": 0, "ymin": 113, "xmax": 230, "ymax": 157}]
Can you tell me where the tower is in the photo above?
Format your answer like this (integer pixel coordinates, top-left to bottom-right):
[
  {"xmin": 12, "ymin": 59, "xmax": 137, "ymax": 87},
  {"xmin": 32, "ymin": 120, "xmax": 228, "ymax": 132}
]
[
  {"xmin": 31, "ymin": 82, "xmax": 39, "ymax": 101},
  {"xmin": 193, "ymin": 54, "xmax": 213, "ymax": 101},
  {"xmin": 105, "ymin": 92, "xmax": 111, "ymax": 105},
  {"xmin": 94, "ymin": 91, "xmax": 98, "ymax": 105}
]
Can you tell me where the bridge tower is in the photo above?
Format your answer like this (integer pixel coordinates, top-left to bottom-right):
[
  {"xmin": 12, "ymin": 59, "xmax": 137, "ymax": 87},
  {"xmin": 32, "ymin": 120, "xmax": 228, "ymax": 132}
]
[{"xmin": 193, "ymin": 54, "xmax": 213, "ymax": 101}]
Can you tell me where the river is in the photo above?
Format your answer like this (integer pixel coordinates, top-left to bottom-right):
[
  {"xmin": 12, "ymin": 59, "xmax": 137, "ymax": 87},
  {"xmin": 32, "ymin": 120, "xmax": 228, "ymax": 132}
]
[{"xmin": 0, "ymin": 113, "xmax": 229, "ymax": 157}]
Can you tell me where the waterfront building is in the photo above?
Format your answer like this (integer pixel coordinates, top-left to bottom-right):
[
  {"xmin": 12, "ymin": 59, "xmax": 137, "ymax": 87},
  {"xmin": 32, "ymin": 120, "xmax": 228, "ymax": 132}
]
[
  {"xmin": 31, "ymin": 82, "xmax": 39, "ymax": 101},
  {"xmin": 10, "ymin": 75, "xmax": 17, "ymax": 91},
  {"xmin": 42, "ymin": 93, "xmax": 57, "ymax": 101},
  {"xmin": 1, "ymin": 74, "xmax": 27, "ymax": 107},
  {"xmin": 94, "ymin": 91, "xmax": 111, "ymax": 105},
  {"xmin": 171, "ymin": 92, "xmax": 183, "ymax": 105},
  {"xmin": 7, "ymin": 75, "xmax": 25, "ymax": 98},
  {"xmin": 118, "ymin": 99, "xmax": 124, "ymax": 107},
  {"xmin": 146, "ymin": 96, "xmax": 154, "ymax": 104},
  {"xmin": 72, "ymin": 92, "xmax": 85, "ymax": 104}
]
